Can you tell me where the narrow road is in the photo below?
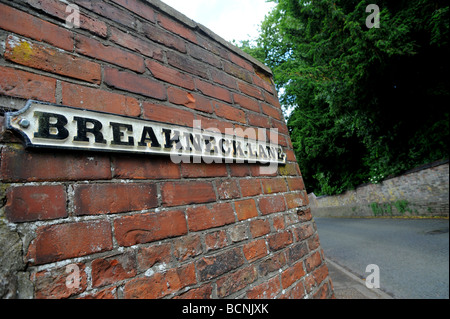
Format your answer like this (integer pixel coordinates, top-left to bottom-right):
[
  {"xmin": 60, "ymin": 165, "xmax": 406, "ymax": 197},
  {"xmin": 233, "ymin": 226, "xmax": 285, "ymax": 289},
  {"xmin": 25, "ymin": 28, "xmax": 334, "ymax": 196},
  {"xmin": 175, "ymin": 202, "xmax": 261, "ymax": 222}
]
[{"xmin": 314, "ymin": 217, "xmax": 449, "ymax": 299}]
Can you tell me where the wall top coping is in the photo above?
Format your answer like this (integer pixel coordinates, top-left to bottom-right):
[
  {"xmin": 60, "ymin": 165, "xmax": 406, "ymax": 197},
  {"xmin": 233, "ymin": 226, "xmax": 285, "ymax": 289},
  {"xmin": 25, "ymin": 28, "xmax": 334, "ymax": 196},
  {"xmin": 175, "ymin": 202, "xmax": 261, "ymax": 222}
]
[{"xmin": 146, "ymin": 0, "xmax": 273, "ymax": 75}]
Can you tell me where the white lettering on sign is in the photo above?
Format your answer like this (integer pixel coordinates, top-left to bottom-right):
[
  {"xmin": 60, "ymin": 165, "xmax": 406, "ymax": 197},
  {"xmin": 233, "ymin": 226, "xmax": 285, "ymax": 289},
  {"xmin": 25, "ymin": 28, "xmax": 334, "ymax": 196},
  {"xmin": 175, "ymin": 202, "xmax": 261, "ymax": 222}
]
[{"xmin": 5, "ymin": 100, "xmax": 286, "ymax": 165}]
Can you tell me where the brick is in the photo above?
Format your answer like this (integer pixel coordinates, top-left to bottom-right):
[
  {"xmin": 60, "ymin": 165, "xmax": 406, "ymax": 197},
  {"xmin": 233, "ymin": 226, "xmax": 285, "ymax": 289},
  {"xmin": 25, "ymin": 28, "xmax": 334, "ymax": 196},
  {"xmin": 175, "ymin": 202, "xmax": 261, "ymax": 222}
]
[
  {"xmin": 205, "ymin": 230, "xmax": 228, "ymax": 252},
  {"xmin": 273, "ymin": 215, "xmax": 285, "ymax": 230},
  {"xmin": 0, "ymin": 146, "xmax": 111, "ymax": 182},
  {"xmin": 264, "ymin": 92, "xmax": 282, "ymax": 109},
  {"xmin": 146, "ymin": 60, "xmax": 195, "ymax": 90},
  {"xmin": 312, "ymin": 264, "xmax": 329, "ymax": 285},
  {"xmin": 174, "ymin": 284, "xmax": 213, "ymax": 299},
  {"xmin": 210, "ymin": 69, "xmax": 238, "ymax": 90},
  {"xmin": 262, "ymin": 178, "xmax": 287, "ymax": 194},
  {"xmin": 230, "ymin": 164, "xmax": 251, "ymax": 177},
  {"xmin": 238, "ymin": 81, "xmax": 264, "ymax": 100},
  {"xmin": 305, "ymin": 251, "xmax": 322, "ymax": 272},
  {"xmin": 111, "ymin": 0, "xmax": 156, "ymax": 22},
  {"xmin": 167, "ymin": 51, "xmax": 208, "ymax": 79},
  {"xmin": 287, "ymin": 177, "xmax": 305, "ymax": 191},
  {"xmin": 142, "ymin": 102, "xmax": 195, "ymax": 127},
  {"xmin": 142, "ymin": 23, "xmax": 186, "ymax": 53},
  {"xmin": 196, "ymin": 248, "xmax": 245, "ymax": 281},
  {"xmin": 196, "ymin": 35, "xmax": 229, "ymax": 59},
  {"xmin": 243, "ymin": 239, "xmax": 268, "ymax": 262},
  {"xmin": 216, "ymin": 179, "xmax": 240, "ymax": 200},
  {"xmin": 181, "ymin": 163, "xmax": 228, "ymax": 178},
  {"xmin": 5, "ymin": 36, "xmax": 100, "ymax": 84},
  {"xmin": 259, "ymin": 195, "xmax": 286, "ymax": 215},
  {"xmin": 75, "ymin": 35, "xmax": 145, "ymax": 73},
  {"xmin": 91, "ymin": 252, "xmax": 137, "ymax": 288},
  {"xmin": 267, "ymin": 230, "xmax": 293, "ymax": 252},
  {"xmin": 297, "ymin": 208, "xmax": 313, "ymax": 222},
  {"xmin": 272, "ymin": 119, "xmax": 289, "ymax": 135},
  {"xmin": 214, "ymin": 101, "xmax": 246, "ymax": 123},
  {"xmin": 61, "ymin": 82, "xmax": 140, "ymax": 117},
  {"xmin": 223, "ymin": 60, "xmax": 253, "ymax": 83},
  {"xmin": 158, "ymin": 13, "xmax": 197, "ymax": 43},
  {"xmin": 229, "ymin": 53, "xmax": 254, "ymax": 72},
  {"xmin": 27, "ymin": 220, "xmax": 113, "ymax": 265},
  {"xmin": 249, "ymin": 219, "xmax": 271, "ymax": 238},
  {"xmin": 187, "ymin": 43, "xmax": 222, "ymax": 68},
  {"xmin": 161, "ymin": 181, "xmax": 216, "ymax": 207},
  {"xmin": 0, "ymin": 65, "xmax": 56, "ymax": 103},
  {"xmin": 281, "ymin": 281, "xmax": 306, "ymax": 299},
  {"xmin": 0, "ymin": 3, "xmax": 73, "ymax": 51},
  {"xmin": 248, "ymin": 113, "xmax": 270, "ymax": 128},
  {"xmin": 173, "ymin": 234, "xmax": 203, "ymax": 261},
  {"xmin": 246, "ymin": 275, "xmax": 280, "ymax": 299},
  {"xmin": 288, "ymin": 242, "xmax": 309, "ymax": 264},
  {"xmin": 5, "ymin": 185, "xmax": 67, "ymax": 222},
  {"xmin": 74, "ymin": 0, "xmax": 137, "ymax": 29},
  {"xmin": 196, "ymin": 115, "xmax": 232, "ymax": 135},
  {"xmin": 113, "ymin": 155, "xmax": 181, "ymax": 180},
  {"xmin": 281, "ymin": 262, "xmax": 305, "ymax": 289},
  {"xmin": 195, "ymin": 79, "xmax": 232, "ymax": 103},
  {"xmin": 253, "ymin": 71, "xmax": 274, "ymax": 93},
  {"xmin": 278, "ymin": 163, "xmax": 301, "ymax": 177},
  {"xmin": 258, "ymin": 251, "xmax": 287, "ymax": 276},
  {"xmin": 114, "ymin": 210, "xmax": 187, "ymax": 247},
  {"xmin": 186, "ymin": 202, "xmax": 235, "ymax": 232},
  {"xmin": 110, "ymin": 27, "xmax": 163, "ymax": 60},
  {"xmin": 26, "ymin": 0, "xmax": 107, "ymax": 37},
  {"xmin": 234, "ymin": 199, "xmax": 258, "ymax": 221},
  {"xmin": 239, "ymin": 179, "xmax": 261, "ymax": 197},
  {"xmin": 78, "ymin": 287, "xmax": 117, "ymax": 299},
  {"xmin": 216, "ymin": 266, "xmax": 258, "ymax": 298},
  {"xmin": 293, "ymin": 222, "xmax": 315, "ymax": 242},
  {"xmin": 137, "ymin": 243, "xmax": 172, "ymax": 271},
  {"xmin": 285, "ymin": 193, "xmax": 305, "ymax": 209},
  {"xmin": 313, "ymin": 281, "xmax": 331, "ymax": 299},
  {"xmin": 233, "ymin": 93, "xmax": 261, "ymax": 112},
  {"xmin": 104, "ymin": 67, "xmax": 167, "ymax": 100},
  {"xmin": 168, "ymin": 87, "xmax": 213, "ymax": 113},
  {"xmin": 261, "ymin": 102, "xmax": 283, "ymax": 120},
  {"xmin": 34, "ymin": 263, "xmax": 87, "ymax": 299},
  {"xmin": 228, "ymin": 223, "xmax": 248, "ymax": 243},
  {"xmin": 123, "ymin": 263, "xmax": 196, "ymax": 299},
  {"xmin": 73, "ymin": 183, "xmax": 158, "ymax": 215}
]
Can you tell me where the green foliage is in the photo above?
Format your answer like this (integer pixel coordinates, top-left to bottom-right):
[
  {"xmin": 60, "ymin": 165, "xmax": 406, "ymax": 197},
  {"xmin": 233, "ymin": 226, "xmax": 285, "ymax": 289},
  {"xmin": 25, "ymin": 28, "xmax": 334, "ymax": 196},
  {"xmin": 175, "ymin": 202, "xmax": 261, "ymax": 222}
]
[{"xmin": 238, "ymin": 0, "xmax": 450, "ymax": 195}]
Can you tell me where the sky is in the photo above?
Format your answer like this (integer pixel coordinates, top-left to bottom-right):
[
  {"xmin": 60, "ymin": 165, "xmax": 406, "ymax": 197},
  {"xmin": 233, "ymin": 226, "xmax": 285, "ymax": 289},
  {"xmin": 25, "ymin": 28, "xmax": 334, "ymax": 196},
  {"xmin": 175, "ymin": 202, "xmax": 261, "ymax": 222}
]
[{"xmin": 160, "ymin": 0, "xmax": 276, "ymax": 44}]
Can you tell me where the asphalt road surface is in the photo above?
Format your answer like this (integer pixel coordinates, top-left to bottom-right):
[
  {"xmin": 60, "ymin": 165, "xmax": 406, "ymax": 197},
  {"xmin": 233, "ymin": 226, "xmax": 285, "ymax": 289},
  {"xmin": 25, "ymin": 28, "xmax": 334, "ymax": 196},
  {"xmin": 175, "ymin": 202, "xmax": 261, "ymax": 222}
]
[{"xmin": 314, "ymin": 217, "xmax": 449, "ymax": 299}]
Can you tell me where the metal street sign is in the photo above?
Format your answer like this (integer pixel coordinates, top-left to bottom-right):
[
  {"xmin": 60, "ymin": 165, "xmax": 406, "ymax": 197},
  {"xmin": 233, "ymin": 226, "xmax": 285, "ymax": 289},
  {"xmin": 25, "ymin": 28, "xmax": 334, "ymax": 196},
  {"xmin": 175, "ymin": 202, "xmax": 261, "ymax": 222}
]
[{"xmin": 5, "ymin": 100, "xmax": 286, "ymax": 165}]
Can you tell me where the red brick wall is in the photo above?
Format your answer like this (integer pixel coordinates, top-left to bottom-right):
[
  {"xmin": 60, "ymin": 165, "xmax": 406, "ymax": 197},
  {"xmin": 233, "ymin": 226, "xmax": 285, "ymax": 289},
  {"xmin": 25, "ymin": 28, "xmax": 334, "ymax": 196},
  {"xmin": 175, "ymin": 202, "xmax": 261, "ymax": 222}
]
[{"xmin": 0, "ymin": 0, "xmax": 333, "ymax": 299}]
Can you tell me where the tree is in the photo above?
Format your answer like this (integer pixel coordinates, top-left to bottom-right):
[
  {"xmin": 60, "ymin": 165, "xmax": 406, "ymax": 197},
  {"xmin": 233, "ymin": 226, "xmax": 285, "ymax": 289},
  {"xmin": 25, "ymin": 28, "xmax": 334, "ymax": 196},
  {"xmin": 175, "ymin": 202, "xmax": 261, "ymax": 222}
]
[{"xmin": 240, "ymin": 0, "xmax": 449, "ymax": 195}]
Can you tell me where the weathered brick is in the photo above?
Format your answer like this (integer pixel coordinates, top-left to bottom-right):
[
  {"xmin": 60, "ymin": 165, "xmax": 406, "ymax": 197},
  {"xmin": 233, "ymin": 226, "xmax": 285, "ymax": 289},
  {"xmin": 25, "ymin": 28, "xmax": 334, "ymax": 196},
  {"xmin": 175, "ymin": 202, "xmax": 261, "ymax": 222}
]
[
  {"xmin": 26, "ymin": 0, "xmax": 107, "ymax": 37},
  {"xmin": 114, "ymin": 210, "xmax": 188, "ymax": 247},
  {"xmin": 233, "ymin": 93, "xmax": 261, "ymax": 112},
  {"xmin": 258, "ymin": 251, "xmax": 287, "ymax": 276},
  {"xmin": 186, "ymin": 202, "xmax": 235, "ymax": 232},
  {"xmin": 110, "ymin": 27, "xmax": 163, "ymax": 60},
  {"xmin": 161, "ymin": 181, "xmax": 216, "ymax": 207},
  {"xmin": 264, "ymin": 92, "xmax": 282, "ymax": 109},
  {"xmin": 238, "ymin": 81, "xmax": 264, "ymax": 100},
  {"xmin": 61, "ymin": 82, "xmax": 141, "ymax": 117},
  {"xmin": 73, "ymin": 183, "xmax": 158, "ymax": 215},
  {"xmin": 234, "ymin": 199, "xmax": 258, "ymax": 221},
  {"xmin": 123, "ymin": 263, "xmax": 196, "ymax": 299},
  {"xmin": 0, "ymin": 146, "xmax": 111, "ymax": 182},
  {"xmin": 78, "ymin": 287, "xmax": 117, "ymax": 299},
  {"xmin": 267, "ymin": 230, "xmax": 293, "ymax": 252},
  {"xmin": 216, "ymin": 179, "xmax": 240, "ymax": 200},
  {"xmin": 104, "ymin": 67, "xmax": 167, "ymax": 100},
  {"xmin": 243, "ymin": 239, "xmax": 268, "ymax": 262},
  {"xmin": 228, "ymin": 223, "xmax": 249, "ymax": 243},
  {"xmin": 223, "ymin": 60, "xmax": 253, "ymax": 83},
  {"xmin": 91, "ymin": 252, "xmax": 137, "ymax": 288},
  {"xmin": 75, "ymin": 35, "xmax": 145, "ymax": 73},
  {"xmin": 195, "ymin": 79, "xmax": 232, "ymax": 103},
  {"xmin": 261, "ymin": 102, "xmax": 283, "ymax": 120},
  {"xmin": 137, "ymin": 243, "xmax": 172, "ymax": 271},
  {"xmin": 113, "ymin": 155, "xmax": 181, "ymax": 180},
  {"xmin": 74, "ymin": 0, "xmax": 138, "ymax": 29},
  {"xmin": 174, "ymin": 284, "xmax": 213, "ymax": 299},
  {"xmin": 285, "ymin": 193, "xmax": 306, "ymax": 209},
  {"xmin": 288, "ymin": 242, "xmax": 309, "ymax": 264},
  {"xmin": 187, "ymin": 43, "xmax": 222, "ymax": 68},
  {"xmin": 230, "ymin": 164, "xmax": 251, "ymax": 177},
  {"xmin": 293, "ymin": 223, "xmax": 315, "ymax": 242},
  {"xmin": 142, "ymin": 102, "xmax": 195, "ymax": 126},
  {"xmin": 166, "ymin": 50, "xmax": 208, "ymax": 78},
  {"xmin": 111, "ymin": 0, "xmax": 156, "ymax": 22},
  {"xmin": 173, "ymin": 234, "xmax": 203, "ymax": 261},
  {"xmin": 196, "ymin": 248, "xmax": 245, "ymax": 281},
  {"xmin": 248, "ymin": 112, "xmax": 270, "ymax": 128},
  {"xmin": 281, "ymin": 261, "xmax": 305, "ymax": 289},
  {"xmin": 5, "ymin": 185, "xmax": 67, "ymax": 222},
  {"xmin": 259, "ymin": 195, "xmax": 286, "ymax": 215},
  {"xmin": 214, "ymin": 101, "xmax": 246, "ymax": 123},
  {"xmin": 246, "ymin": 275, "xmax": 280, "ymax": 299},
  {"xmin": 33, "ymin": 263, "xmax": 87, "ymax": 299},
  {"xmin": 141, "ymin": 22, "xmax": 186, "ymax": 53},
  {"xmin": 27, "ymin": 220, "xmax": 113, "ymax": 265},
  {"xmin": 0, "ymin": 3, "xmax": 73, "ymax": 51},
  {"xmin": 146, "ymin": 60, "xmax": 195, "ymax": 90},
  {"xmin": 158, "ymin": 13, "xmax": 197, "ymax": 43},
  {"xmin": 168, "ymin": 86, "xmax": 213, "ymax": 113},
  {"xmin": 181, "ymin": 163, "xmax": 228, "ymax": 178},
  {"xmin": 210, "ymin": 69, "xmax": 238, "ymax": 90},
  {"xmin": 0, "ymin": 65, "xmax": 56, "ymax": 103},
  {"xmin": 216, "ymin": 265, "xmax": 258, "ymax": 298},
  {"xmin": 229, "ymin": 53, "xmax": 254, "ymax": 72},
  {"xmin": 249, "ymin": 218, "xmax": 271, "ymax": 238},
  {"xmin": 205, "ymin": 230, "xmax": 228, "ymax": 252},
  {"xmin": 286, "ymin": 177, "xmax": 305, "ymax": 191},
  {"xmin": 261, "ymin": 178, "xmax": 287, "ymax": 194},
  {"xmin": 272, "ymin": 215, "xmax": 285, "ymax": 230},
  {"xmin": 239, "ymin": 178, "xmax": 261, "ymax": 197},
  {"xmin": 312, "ymin": 264, "xmax": 329, "ymax": 285},
  {"xmin": 305, "ymin": 251, "xmax": 322, "ymax": 272},
  {"xmin": 281, "ymin": 281, "xmax": 306, "ymax": 299}
]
